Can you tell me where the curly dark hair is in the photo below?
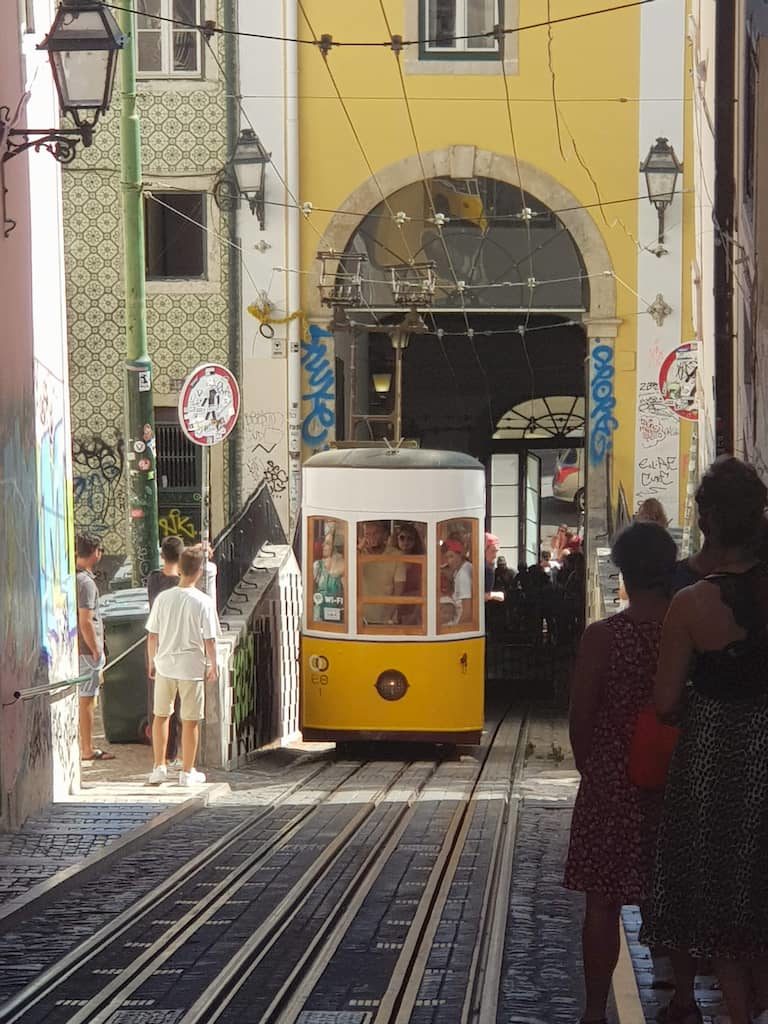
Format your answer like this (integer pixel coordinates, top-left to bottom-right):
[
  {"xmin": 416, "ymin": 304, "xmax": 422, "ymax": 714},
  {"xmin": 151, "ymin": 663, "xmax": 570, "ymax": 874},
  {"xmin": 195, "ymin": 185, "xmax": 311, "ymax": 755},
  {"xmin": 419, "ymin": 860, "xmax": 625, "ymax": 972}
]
[
  {"xmin": 695, "ymin": 456, "xmax": 768, "ymax": 548},
  {"xmin": 611, "ymin": 521, "xmax": 677, "ymax": 595}
]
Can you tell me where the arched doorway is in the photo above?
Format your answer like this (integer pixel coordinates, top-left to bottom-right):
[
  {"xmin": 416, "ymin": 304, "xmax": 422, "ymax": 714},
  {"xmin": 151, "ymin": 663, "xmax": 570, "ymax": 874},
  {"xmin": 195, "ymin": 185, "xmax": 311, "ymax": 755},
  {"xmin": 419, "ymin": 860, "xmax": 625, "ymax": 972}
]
[{"xmin": 313, "ymin": 147, "xmax": 618, "ymax": 555}]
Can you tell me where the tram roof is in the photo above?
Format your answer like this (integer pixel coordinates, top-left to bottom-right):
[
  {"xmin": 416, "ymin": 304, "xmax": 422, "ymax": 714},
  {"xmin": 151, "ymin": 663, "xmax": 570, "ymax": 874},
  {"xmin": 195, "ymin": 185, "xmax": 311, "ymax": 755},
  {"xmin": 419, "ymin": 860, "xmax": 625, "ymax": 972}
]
[{"xmin": 305, "ymin": 447, "xmax": 484, "ymax": 472}]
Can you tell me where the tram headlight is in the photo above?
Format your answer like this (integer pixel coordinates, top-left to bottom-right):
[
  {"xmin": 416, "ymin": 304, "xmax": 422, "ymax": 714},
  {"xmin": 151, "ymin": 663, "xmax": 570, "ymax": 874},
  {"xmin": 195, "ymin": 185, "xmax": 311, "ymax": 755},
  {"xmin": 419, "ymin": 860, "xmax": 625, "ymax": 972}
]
[{"xmin": 375, "ymin": 669, "xmax": 409, "ymax": 702}]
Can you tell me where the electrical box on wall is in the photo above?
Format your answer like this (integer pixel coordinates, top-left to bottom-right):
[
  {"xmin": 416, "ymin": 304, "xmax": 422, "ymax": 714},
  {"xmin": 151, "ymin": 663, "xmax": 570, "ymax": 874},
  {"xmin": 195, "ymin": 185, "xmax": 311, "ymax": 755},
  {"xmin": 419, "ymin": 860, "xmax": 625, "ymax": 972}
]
[{"xmin": 272, "ymin": 337, "xmax": 285, "ymax": 358}]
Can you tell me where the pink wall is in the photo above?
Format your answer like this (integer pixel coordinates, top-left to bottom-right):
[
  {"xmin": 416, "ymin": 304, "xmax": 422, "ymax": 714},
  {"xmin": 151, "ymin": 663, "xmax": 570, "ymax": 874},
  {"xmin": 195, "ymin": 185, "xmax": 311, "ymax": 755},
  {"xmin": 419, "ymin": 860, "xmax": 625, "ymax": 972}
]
[{"xmin": 0, "ymin": 0, "xmax": 78, "ymax": 826}]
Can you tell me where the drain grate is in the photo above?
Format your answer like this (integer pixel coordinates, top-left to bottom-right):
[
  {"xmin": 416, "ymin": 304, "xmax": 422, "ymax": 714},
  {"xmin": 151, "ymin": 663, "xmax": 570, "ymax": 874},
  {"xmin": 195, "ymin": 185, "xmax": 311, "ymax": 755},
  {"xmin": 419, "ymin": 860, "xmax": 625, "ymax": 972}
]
[
  {"xmin": 106, "ymin": 1012, "xmax": 185, "ymax": 1024},
  {"xmin": 297, "ymin": 1014, "xmax": 373, "ymax": 1024}
]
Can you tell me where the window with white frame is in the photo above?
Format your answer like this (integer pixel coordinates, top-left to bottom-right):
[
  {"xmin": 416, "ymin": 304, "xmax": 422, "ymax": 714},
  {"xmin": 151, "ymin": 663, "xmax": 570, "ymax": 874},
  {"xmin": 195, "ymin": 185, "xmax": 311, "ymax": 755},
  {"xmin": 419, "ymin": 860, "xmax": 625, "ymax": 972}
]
[
  {"xmin": 422, "ymin": 0, "xmax": 500, "ymax": 58},
  {"xmin": 137, "ymin": 0, "xmax": 201, "ymax": 77}
]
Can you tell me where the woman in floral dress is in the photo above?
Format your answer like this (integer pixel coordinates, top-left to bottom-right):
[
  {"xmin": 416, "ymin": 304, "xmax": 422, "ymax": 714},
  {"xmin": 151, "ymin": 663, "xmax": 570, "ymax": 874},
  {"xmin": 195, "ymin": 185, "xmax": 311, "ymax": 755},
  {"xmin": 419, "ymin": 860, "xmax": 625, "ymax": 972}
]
[{"xmin": 565, "ymin": 521, "xmax": 691, "ymax": 1024}]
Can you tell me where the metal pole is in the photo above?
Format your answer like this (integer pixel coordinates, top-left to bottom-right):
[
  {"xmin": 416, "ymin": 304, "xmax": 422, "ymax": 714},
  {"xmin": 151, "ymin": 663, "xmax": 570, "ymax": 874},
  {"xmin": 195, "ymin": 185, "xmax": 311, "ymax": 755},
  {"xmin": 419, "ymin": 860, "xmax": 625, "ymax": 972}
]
[
  {"xmin": 393, "ymin": 344, "xmax": 403, "ymax": 443},
  {"xmin": 201, "ymin": 445, "xmax": 211, "ymax": 596},
  {"xmin": 118, "ymin": 6, "xmax": 159, "ymax": 584},
  {"xmin": 286, "ymin": 1, "xmax": 302, "ymax": 536}
]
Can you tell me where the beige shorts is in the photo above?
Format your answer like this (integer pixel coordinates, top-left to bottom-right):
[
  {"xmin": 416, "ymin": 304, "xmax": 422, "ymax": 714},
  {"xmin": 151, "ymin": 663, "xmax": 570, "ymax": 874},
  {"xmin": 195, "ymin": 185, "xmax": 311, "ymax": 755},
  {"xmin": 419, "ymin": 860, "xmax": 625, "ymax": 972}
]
[{"xmin": 154, "ymin": 674, "xmax": 204, "ymax": 721}]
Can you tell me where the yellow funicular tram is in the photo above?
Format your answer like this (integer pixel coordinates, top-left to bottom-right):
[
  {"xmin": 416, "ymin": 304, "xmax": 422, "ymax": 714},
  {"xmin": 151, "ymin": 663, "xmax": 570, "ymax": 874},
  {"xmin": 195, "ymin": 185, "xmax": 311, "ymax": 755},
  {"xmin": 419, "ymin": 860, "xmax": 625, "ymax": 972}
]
[{"xmin": 300, "ymin": 447, "xmax": 486, "ymax": 744}]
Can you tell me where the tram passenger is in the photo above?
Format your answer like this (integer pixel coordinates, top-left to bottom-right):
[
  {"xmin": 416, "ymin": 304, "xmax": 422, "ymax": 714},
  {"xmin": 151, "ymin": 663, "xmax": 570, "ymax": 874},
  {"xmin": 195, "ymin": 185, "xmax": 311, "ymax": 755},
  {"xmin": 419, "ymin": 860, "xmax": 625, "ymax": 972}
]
[
  {"xmin": 312, "ymin": 529, "xmax": 344, "ymax": 624},
  {"xmin": 358, "ymin": 520, "xmax": 398, "ymax": 625},
  {"xmin": 393, "ymin": 522, "xmax": 424, "ymax": 625},
  {"xmin": 443, "ymin": 536, "xmax": 474, "ymax": 626}
]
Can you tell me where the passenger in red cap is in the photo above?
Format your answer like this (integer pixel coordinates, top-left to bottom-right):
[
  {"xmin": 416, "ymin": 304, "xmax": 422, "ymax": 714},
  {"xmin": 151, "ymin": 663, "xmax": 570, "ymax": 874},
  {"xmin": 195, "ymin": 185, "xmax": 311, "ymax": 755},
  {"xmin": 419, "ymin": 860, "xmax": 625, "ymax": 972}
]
[{"xmin": 442, "ymin": 535, "xmax": 473, "ymax": 625}]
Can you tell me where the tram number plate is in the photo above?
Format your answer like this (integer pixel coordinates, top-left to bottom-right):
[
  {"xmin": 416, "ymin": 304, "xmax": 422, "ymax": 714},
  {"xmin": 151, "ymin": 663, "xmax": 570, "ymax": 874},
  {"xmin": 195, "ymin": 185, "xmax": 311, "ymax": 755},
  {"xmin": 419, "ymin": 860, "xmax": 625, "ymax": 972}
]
[{"xmin": 297, "ymin": 1014, "xmax": 373, "ymax": 1024}]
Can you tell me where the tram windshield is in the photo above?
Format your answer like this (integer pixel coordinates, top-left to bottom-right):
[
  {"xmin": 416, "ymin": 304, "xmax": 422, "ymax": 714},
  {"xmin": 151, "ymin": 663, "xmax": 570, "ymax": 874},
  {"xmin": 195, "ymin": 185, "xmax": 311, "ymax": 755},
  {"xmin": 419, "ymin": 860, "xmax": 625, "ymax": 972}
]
[
  {"xmin": 307, "ymin": 517, "xmax": 346, "ymax": 629},
  {"xmin": 438, "ymin": 519, "xmax": 480, "ymax": 633},
  {"xmin": 358, "ymin": 519, "xmax": 427, "ymax": 635}
]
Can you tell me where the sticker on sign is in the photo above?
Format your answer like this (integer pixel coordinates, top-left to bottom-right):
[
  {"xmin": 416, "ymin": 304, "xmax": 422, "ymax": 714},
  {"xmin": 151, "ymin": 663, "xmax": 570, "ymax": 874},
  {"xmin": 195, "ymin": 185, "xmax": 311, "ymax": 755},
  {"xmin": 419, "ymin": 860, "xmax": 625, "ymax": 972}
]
[{"xmin": 178, "ymin": 363, "xmax": 241, "ymax": 447}]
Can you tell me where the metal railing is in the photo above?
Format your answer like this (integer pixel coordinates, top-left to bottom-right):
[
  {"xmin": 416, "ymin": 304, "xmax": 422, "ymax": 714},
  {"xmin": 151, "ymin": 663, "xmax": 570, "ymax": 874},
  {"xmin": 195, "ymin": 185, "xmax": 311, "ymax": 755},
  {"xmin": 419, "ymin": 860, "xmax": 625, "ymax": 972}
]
[
  {"xmin": 10, "ymin": 636, "xmax": 146, "ymax": 703},
  {"xmin": 212, "ymin": 480, "xmax": 287, "ymax": 613}
]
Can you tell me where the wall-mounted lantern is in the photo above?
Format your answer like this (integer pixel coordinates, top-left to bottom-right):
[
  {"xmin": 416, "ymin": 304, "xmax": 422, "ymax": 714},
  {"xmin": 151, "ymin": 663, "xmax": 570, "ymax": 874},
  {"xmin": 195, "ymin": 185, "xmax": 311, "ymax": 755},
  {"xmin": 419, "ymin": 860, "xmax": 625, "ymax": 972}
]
[
  {"xmin": 640, "ymin": 137, "xmax": 683, "ymax": 256},
  {"xmin": 233, "ymin": 128, "xmax": 270, "ymax": 229},
  {"xmin": 1, "ymin": 0, "xmax": 124, "ymax": 235},
  {"xmin": 372, "ymin": 372, "xmax": 392, "ymax": 395},
  {"xmin": 213, "ymin": 129, "xmax": 271, "ymax": 229}
]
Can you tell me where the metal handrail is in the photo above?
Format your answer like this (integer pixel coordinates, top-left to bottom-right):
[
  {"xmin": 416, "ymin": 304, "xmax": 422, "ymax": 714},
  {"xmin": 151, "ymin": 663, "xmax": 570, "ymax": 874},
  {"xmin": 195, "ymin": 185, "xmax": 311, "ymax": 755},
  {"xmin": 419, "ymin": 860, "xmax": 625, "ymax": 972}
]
[{"xmin": 10, "ymin": 635, "xmax": 146, "ymax": 703}]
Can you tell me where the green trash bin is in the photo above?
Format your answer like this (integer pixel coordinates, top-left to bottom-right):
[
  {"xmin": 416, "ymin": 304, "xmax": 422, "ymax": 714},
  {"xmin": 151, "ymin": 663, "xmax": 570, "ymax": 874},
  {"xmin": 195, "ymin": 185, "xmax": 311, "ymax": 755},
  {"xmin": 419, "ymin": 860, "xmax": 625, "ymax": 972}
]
[{"xmin": 100, "ymin": 588, "xmax": 150, "ymax": 744}]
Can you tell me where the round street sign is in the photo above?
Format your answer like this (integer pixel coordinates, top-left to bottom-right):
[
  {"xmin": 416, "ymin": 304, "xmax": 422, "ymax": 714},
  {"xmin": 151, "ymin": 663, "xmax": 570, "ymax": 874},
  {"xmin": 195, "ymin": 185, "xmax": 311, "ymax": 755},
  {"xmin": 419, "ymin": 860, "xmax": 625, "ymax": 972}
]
[
  {"xmin": 658, "ymin": 342, "xmax": 698, "ymax": 421},
  {"xmin": 178, "ymin": 363, "xmax": 241, "ymax": 446}
]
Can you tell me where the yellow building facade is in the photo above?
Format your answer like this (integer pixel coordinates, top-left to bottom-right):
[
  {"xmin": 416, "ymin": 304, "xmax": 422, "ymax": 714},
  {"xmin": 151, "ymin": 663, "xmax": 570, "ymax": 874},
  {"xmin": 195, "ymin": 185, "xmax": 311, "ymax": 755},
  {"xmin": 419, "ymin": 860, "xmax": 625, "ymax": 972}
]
[{"xmin": 296, "ymin": 0, "xmax": 696, "ymax": 558}]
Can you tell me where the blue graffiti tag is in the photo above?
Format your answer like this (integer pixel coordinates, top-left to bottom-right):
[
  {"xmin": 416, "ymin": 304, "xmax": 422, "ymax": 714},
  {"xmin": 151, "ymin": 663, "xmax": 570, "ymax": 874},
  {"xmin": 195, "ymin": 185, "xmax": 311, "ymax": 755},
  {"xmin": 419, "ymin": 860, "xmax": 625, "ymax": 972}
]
[
  {"xmin": 301, "ymin": 324, "xmax": 335, "ymax": 448},
  {"xmin": 589, "ymin": 343, "xmax": 618, "ymax": 466}
]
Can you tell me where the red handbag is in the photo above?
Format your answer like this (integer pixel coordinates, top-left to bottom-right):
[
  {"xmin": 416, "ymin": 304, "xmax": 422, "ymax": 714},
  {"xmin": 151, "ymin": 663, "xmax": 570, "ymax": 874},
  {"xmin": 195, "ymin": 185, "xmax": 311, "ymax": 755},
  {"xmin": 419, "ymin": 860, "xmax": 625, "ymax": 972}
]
[{"xmin": 627, "ymin": 705, "xmax": 680, "ymax": 791}]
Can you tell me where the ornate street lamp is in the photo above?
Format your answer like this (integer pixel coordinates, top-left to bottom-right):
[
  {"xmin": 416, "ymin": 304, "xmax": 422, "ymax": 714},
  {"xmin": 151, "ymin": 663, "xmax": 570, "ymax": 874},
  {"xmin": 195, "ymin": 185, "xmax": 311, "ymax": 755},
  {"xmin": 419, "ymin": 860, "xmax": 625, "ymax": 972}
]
[
  {"xmin": 213, "ymin": 129, "xmax": 271, "ymax": 229},
  {"xmin": 2, "ymin": 0, "xmax": 124, "ymax": 162},
  {"xmin": 640, "ymin": 137, "xmax": 683, "ymax": 256},
  {"xmin": 1, "ymin": 0, "xmax": 124, "ymax": 235},
  {"xmin": 233, "ymin": 128, "xmax": 271, "ymax": 228}
]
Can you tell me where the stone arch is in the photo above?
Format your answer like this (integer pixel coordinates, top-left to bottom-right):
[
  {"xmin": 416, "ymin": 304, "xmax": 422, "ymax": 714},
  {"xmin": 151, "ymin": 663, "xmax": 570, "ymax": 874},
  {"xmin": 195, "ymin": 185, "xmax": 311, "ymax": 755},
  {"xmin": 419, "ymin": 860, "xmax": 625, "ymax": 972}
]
[{"xmin": 311, "ymin": 145, "xmax": 616, "ymax": 320}]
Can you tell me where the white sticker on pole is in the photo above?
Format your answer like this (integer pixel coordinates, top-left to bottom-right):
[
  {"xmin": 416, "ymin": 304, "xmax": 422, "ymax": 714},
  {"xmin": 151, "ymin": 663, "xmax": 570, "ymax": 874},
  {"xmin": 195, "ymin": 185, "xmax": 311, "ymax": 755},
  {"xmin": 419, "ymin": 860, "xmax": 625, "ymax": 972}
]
[{"xmin": 178, "ymin": 363, "xmax": 240, "ymax": 447}]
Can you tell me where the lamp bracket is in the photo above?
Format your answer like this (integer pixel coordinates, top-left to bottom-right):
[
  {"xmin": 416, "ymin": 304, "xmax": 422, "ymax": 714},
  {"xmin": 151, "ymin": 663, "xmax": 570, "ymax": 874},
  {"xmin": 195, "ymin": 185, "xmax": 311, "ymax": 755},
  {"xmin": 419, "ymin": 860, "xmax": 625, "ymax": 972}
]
[
  {"xmin": 246, "ymin": 190, "xmax": 266, "ymax": 230},
  {"xmin": 1, "ymin": 105, "xmax": 94, "ymax": 166}
]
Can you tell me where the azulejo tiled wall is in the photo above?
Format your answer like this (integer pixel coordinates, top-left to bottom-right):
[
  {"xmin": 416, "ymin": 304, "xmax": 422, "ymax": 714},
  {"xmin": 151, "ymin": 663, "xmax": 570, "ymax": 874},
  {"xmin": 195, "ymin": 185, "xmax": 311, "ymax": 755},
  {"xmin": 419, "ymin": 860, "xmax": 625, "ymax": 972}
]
[{"xmin": 65, "ymin": 28, "xmax": 231, "ymax": 557}]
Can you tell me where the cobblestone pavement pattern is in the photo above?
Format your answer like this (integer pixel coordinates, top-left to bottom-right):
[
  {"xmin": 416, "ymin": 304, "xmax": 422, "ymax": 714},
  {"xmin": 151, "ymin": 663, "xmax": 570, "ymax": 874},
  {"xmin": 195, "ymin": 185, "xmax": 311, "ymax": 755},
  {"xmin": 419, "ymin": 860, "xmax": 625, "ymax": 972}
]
[{"xmin": 622, "ymin": 907, "xmax": 727, "ymax": 1024}]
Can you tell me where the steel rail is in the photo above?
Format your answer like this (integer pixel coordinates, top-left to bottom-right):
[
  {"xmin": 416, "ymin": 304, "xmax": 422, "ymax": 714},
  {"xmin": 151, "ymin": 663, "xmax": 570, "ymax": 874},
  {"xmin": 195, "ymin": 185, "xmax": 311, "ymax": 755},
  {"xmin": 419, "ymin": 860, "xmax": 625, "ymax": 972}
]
[
  {"xmin": 65, "ymin": 762, "xmax": 421, "ymax": 1024},
  {"xmin": 462, "ymin": 715, "xmax": 529, "ymax": 1023},
  {"xmin": 198, "ymin": 706, "xmax": 524, "ymax": 1024},
  {"xmin": 181, "ymin": 763, "xmax": 440, "ymax": 1023},
  {"xmin": 376, "ymin": 710, "xmax": 527, "ymax": 1024},
  {"xmin": 0, "ymin": 759, "xmax": 344, "ymax": 1023}
]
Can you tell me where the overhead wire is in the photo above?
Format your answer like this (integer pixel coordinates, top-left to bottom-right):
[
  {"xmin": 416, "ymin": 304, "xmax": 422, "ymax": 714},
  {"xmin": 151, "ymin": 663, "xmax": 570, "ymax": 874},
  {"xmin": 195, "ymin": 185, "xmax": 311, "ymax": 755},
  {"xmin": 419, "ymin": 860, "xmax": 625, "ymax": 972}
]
[
  {"xmin": 497, "ymin": 21, "xmax": 539, "ymax": 407},
  {"xmin": 154, "ymin": 3, "xmax": 677, "ymax": 380},
  {"xmin": 377, "ymin": 0, "xmax": 497, "ymax": 430},
  {"xmin": 103, "ymin": 0, "xmax": 659, "ymax": 49}
]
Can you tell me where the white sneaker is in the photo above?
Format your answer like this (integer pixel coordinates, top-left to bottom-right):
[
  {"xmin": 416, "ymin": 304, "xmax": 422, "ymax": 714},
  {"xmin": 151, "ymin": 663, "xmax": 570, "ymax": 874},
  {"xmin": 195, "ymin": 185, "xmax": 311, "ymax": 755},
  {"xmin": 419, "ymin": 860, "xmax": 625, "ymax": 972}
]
[
  {"xmin": 148, "ymin": 765, "xmax": 168, "ymax": 785},
  {"xmin": 178, "ymin": 768, "xmax": 206, "ymax": 787}
]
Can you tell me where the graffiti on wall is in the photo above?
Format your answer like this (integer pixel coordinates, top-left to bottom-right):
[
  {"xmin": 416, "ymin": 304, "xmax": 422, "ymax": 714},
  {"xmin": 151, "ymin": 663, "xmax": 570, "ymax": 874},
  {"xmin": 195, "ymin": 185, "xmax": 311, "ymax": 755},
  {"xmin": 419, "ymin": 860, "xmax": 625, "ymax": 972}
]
[
  {"xmin": 301, "ymin": 324, "xmax": 335, "ymax": 451},
  {"xmin": 50, "ymin": 692, "xmax": 80, "ymax": 799},
  {"xmin": 36, "ymin": 364, "xmax": 77, "ymax": 681},
  {"xmin": 589, "ymin": 343, "xmax": 618, "ymax": 466},
  {"xmin": 635, "ymin": 341, "xmax": 682, "ymax": 520},
  {"xmin": 638, "ymin": 453, "xmax": 679, "ymax": 496},
  {"xmin": 72, "ymin": 432, "xmax": 125, "ymax": 538},
  {"xmin": 158, "ymin": 508, "xmax": 198, "ymax": 541}
]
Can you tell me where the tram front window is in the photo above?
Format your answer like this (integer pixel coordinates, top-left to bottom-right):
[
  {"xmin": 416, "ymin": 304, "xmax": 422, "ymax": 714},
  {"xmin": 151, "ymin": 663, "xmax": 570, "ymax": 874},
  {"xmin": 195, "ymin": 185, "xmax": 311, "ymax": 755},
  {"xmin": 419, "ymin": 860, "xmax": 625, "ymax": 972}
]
[
  {"xmin": 308, "ymin": 517, "xmax": 346, "ymax": 628},
  {"xmin": 358, "ymin": 519, "xmax": 427, "ymax": 634},
  {"xmin": 438, "ymin": 519, "xmax": 479, "ymax": 633}
]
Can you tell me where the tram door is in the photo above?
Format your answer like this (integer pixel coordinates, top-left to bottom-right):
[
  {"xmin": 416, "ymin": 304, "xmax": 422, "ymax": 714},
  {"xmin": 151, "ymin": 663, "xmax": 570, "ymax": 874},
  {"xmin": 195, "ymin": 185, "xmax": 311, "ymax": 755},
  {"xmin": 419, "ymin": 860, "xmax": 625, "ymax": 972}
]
[{"xmin": 489, "ymin": 452, "xmax": 542, "ymax": 569}]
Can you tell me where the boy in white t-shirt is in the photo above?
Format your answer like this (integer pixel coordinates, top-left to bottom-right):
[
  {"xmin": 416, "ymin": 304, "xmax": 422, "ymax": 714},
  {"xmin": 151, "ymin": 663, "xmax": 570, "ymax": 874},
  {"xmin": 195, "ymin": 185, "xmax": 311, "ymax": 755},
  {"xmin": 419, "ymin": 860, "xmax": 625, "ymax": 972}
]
[{"xmin": 146, "ymin": 547, "xmax": 220, "ymax": 787}]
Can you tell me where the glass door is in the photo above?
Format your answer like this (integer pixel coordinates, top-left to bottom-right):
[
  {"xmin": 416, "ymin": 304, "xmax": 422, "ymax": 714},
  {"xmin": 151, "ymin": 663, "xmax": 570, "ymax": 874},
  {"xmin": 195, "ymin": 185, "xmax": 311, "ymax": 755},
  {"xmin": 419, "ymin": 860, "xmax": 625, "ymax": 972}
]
[
  {"xmin": 490, "ymin": 453, "xmax": 519, "ymax": 568},
  {"xmin": 523, "ymin": 452, "xmax": 542, "ymax": 567}
]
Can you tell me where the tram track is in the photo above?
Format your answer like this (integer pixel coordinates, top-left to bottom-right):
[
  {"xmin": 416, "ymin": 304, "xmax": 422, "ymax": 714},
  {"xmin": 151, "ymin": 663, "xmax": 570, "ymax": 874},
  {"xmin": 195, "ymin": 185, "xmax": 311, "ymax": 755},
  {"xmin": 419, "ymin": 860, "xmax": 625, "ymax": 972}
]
[
  {"xmin": 0, "ymin": 759, "xmax": 364, "ymax": 1024},
  {"xmin": 1, "ymin": 704, "xmax": 530, "ymax": 1024},
  {"xmin": 180, "ymin": 706, "xmax": 528, "ymax": 1024}
]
